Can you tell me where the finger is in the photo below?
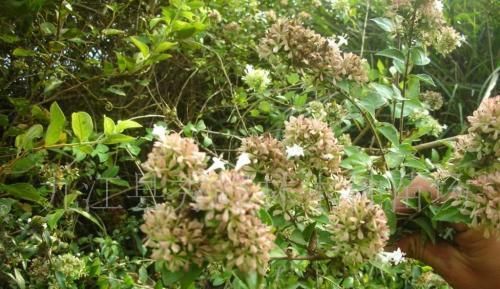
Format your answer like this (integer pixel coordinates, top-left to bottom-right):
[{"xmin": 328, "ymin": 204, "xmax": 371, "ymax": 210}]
[{"xmin": 396, "ymin": 234, "xmax": 472, "ymax": 289}]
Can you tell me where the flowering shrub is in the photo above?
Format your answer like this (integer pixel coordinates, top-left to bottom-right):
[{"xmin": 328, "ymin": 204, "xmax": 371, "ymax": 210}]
[{"xmin": 0, "ymin": 0, "xmax": 497, "ymax": 289}]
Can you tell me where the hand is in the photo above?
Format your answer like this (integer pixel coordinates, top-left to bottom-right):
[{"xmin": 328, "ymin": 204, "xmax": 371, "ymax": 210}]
[{"xmin": 394, "ymin": 176, "xmax": 500, "ymax": 289}]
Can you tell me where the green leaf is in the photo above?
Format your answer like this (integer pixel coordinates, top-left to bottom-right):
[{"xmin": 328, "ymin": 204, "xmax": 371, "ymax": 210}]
[
  {"xmin": 106, "ymin": 87, "xmax": 126, "ymax": 96},
  {"xmin": 46, "ymin": 209, "xmax": 65, "ymax": 229},
  {"xmin": 12, "ymin": 48, "xmax": 36, "ymax": 57},
  {"xmin": 130, "ymin": 36, "xmax": 150, "ymax": 57},
  {"xmin": 13, "ymin": 268, "xmax": 26, "ymax": 289},
  {"xmin": 376, "ymin": 48, "xmax": 405, "ymax": 62},
  {"xmin": 410, "ymin": 47, "xmax": 430, "ymax": 66},
  {"xmin": 371, "ymin": 17, "xmax": 395, "ymax": 32},
  {"xmin": 102, "ymin": 28, "xmax": 126, "ymax": 35},
  {"xmin": 286, "ymin": 73, "xmax": 300, "ymax": 85},
  {"xmin": 103, "ymin": 134, "xmax": 135, "ymax": 144},
  {"xmin": 155, "ymin": 41, "xmax": 177, "ymax": 53},
  {"xmin": 179, "ymin": 265, "xmax": 202, "ymax": 289},
  {"xmin": 71, "ymin": 112, "xmax": 94, "ymax": 142},
  {"xmin": 16, "ymin": 124, "xmax": 43, "ymax": 150},
  {"xmin": 103, "ymin": 116, "xmax": 116, "ymax": 136},
  {"xmin": 433, "ymin": 203, "xmax": 471, "ymax": 223},
  {"xmin": 116, "ymin": 119, "xmax": 142, "ymax": 133},
  {"xmin": 0, "ymin": 198, "xmax": 16, "ymax": 217},
  {"xmin": 293, "ymin": 94, "xmax": 307, "ymax": 107},
  {"xmin": 412, "ymin": 217, "xmax": 436, "ymax": 244},
  {"xmin": 68, "ymin": 208, "xmax": 106, "ymax": 233},
  {"xmin": 342, "ymin": 277, "xmax": 354, "ymax": 288},
  {"xmin": 413, "ymin": 74, "xmax": 436, "ymax": 86},
  {"xmin": 258, "ymin": 208, "xmax": 273, "ymax": 226},
  {"xmin": 45, "ymin": 102, "xmax": 66, "ymax": 145},
  {"xmin": 377, "ymin": 122, "xmax": 399, "ymax": 145},
  {"xmin": 44, "ymin": 78, "xmax": 63, "ymax": 94},
  {"xmin": 0, "ymin": 183, "xmax": 43, "ymax": 204}
]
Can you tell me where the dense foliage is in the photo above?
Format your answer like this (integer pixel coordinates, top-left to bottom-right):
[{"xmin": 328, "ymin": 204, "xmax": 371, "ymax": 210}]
[{"xmin": 0, "ymin": 0, "xmax": 498, "ymax": 288}]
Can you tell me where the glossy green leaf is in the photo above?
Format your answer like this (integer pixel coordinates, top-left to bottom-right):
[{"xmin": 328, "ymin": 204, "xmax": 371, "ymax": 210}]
[
  {"xmin": 371, "ymin": 17, "xmax": 395, "ymax": 32},
  {"xmin": 116, "ymin": 119, "xmax": 142, "ymax": 133},
  {"xmin": 130, "ymin": 36, "xmax": 150, "ymax": 57},
  {"xmin": 45, "ymin": 102, "xmax": 66, "ymax": 145},
  {"xmin": 103, "ymin": 116, "xmax": 116, "ymax": 135},
  {"xmin": 71, "ymin": 112, "xmax": 94, "ymax": 142},
  {"xmin": 376, "ymin": 48, "xmax": 405, "ymax": 62},
  {"xmin": 411, "ymin": 47, "xmax": 431, "ymax": 66},
  {"xmin": 377, "ymin": 122, "xmax": 399, "ymax": 145}
]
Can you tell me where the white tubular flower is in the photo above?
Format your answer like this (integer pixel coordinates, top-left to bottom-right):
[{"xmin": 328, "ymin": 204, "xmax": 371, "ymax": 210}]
[
  {"xmin": 235, "ymin": 153, "xmax": 252, "ymax": 171},
  {"xmin": 152, "ymin": 124, "xmax": 167, "ymax": 140},
  {"xmin": 379, "ymin": 248, "xmax": 406, "ymax": 265},
  {"xmin": 205, "ymin": 156, "xmax": 226, "ymax": 173},
  {"xmin": 337, "ymin": 34, "xmax": 348, "ymax": 47},
  {"xmin": 286, "ymin": 144, "xmax": 305, "ymax": 159}
]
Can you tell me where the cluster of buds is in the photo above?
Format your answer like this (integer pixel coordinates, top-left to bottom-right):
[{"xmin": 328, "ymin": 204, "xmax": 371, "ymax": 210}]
[
  {"xmin": 238, "ymin": 133, "xmax": 322, "ymax": 215},
  {"xmin": 420, "ymin": 90, "xmax": 444, "ymax": 111},
  {"xmin": 284, "ymin": 115, "xmax": 343, "ymax": 174},
  {"xmin": 391, "ymin": 0, "xmax": 464, "ymax": 55},
  {"xmin": 141, "ymin": 133, "xmax": 275, "ymax": 275},
  {"xmin": 141, "ymin": 133, "xmax": 207, "ymax": 199},
  {"xmin": 257, "ymin": 19, "xmax": 368, "ymax": 83},
  {"xmin": 452, "ymin": 172, "xmax": 500, "ymax": 237},
  {"xmin": 447, "ymin": 96, "xmax": 499, "ymax": 237},
  {"xmin": 142, "ymin": 171, "xmax": 275, "ymax": 274},
  {"xmin": 238, "ymin": 115, "xmax": 348, "ymax": 215},
  {"xmin": 454, "ymin": 96, "xmax": 499, "ymax": 174},
  {"xmin": 326, "ymin": 194, "xmax": 389, "ymax": 266}
]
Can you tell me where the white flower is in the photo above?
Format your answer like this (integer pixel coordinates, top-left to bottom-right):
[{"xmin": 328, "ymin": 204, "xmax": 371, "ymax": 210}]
[
  {"xmin": 152, "ymin": 124, "xmax": 167, "ymax": 140},
  {"xmin": 433, "ymin": 0, "xmax": 444, "ymax": 12},
  {"xmin": 242, "ymin": 64, "xmax": 271, "ymax": 92},
  {"xmin": 379, "ymin": 248, "xmax": 406, "ymax": 265},
  {"xmin": 235, "ymin": 153, "xmax": 251, "ymax": 170},
  {"xmin": 286, "ymin": 144, "xmax": 304, "ymax": 159},
  {"xmin": 337, "ymin": 34, "xmax": 348, "ymax": 47},
  {"xmin": 339, "ymin": 187, "xmax": 352, "ymax": 199},
  {"xmin": 205, "ymin": 156, "xmax": 226, "ymax": 173}
]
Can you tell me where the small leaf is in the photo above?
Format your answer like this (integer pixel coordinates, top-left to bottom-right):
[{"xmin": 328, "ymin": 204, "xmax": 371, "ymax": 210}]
[
  {"xmin": 130, "ymin": 36, "xmax": 150, "ymax": 57},
  {"xmin": 371, "ymin": 17, "xmax": 395, "ymax": 32},
  {"xmin": 412, "ymin": 217, "xmax": 436, "ymax": 244},
  {"xmin": 413, "ymin": 74, "xmax": 436, "ymax": 86},
  {"xmin": 71, "ymin": 112, "xmax": 94, "ymax": 142},
  {"xmin": 116, "ymin": 119, "xmax": 142, "ymax": 133},
  {"xmin": 45, "ymin": 102, "xmax": 66, "ymax": 145},
  {"xmin": 44, "ymin": 78, "xmax": 63, "ymax": 94},
  {"xmin": 103, "ymin": 116, "xmax": 116, "ymax": 135},
  {"xmin": 377, "ymin": 122, "xmax": 399, "ymax": 145},
  {"xmin": 0, "ymin": 198, "xmax": 16, "ymax": 217},
  {"xmin": 46, "ymin": 209, "xmax": 65, "ymax": 229},
  {"xmin": 410, "ymin": 47, "xmax": 430, "ymax": 66},
  {"xmin": 14, "ymin": 268, "xmax": 26, "ymax": 289},
  {"xmin": 103, "ymin": 133, "xmax": 136, "ymax": 144},
  {"xmin": 102, "ymin": 28, "xmax": 125, "ymax": 35},
  {"xmin": 433, "ymin": 203, "xmax": 471, "ymax": 223},
  {"xmin": 376, "ymin": 48, "xmax": 405, "ymax": 62},
  {"xmin": 68, "ymin": 208, "xmax": 106, "ymax": 233},
  {"xmin": 12, "ymin": 48, "xmax": 36, "ymax": 57},
  {"xmin": 155, "ymin": 41, "xmax": 177, "ymax": 53},
  {"xmin": 258, "ymin": 208, "xmax": 273, "ymax": 226}
]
